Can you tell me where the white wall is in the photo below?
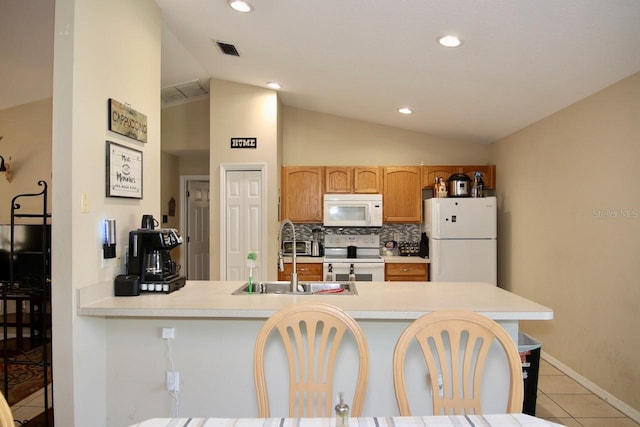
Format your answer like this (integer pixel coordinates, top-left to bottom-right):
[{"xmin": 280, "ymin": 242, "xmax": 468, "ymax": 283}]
[
  {"xmin": 51, "ymin": 0, "xmax": 162, "ymax": 425},
  {"xmin": 282, "ymin": 106, "xmax": 491, "ymax": 165},
  {"xmin": 0, "ymin": 99, "xmax": 53, "ymax": 223},
  {"xmin": 490, "ymin": 72, "xmax": 640, "ymax": 412},
  {"xmin": 208, "ymin": 79, "xmax": 280, "ymax": 280}
]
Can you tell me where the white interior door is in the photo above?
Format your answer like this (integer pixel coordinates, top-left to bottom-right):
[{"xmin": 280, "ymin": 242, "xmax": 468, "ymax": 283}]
[
  {"xmin": 225, "ymin": 170, "xmax": 263, "ymax": 281},
  {"xmin": 187, "ymin": 180, "xmax": 210, "ymax": 279}
]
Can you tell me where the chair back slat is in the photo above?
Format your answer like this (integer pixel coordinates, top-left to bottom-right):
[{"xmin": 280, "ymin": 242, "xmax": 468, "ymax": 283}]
[
  {"xmin": 255, "ymin": 303, "xmax": 369, "ymax": 418},
  {"xmin": 394, "ymin": 310, "xmax": 524, "ymax": 416}
]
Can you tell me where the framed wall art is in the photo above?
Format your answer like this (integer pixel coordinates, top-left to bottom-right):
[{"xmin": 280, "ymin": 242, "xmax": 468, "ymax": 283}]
[
  {"xmin": 108, "ymin": 98, "xmax": 148, "ymax": 143},
  {"xmin": 106, "ymin": 141, "xmax": 143, "ymax": 199}
]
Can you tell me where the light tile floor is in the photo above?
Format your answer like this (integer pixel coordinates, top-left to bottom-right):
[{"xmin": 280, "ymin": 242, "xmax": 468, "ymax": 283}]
[
  {"xmin": 536, "ymin": 358, "xmax": 639, "ymax": 427},
  {"xmin": 9, "ymin": 383, "xmax": 53, "ymax": 424},
  {"xmin": 8, "ymin": 359, "xmax": 640, "ymax": 427}
]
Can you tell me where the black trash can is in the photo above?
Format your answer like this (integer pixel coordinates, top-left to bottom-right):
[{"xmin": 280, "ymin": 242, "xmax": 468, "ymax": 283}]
[{"xmin": 518, "ymin": 332, "xmax": 542, "ymax": 416}]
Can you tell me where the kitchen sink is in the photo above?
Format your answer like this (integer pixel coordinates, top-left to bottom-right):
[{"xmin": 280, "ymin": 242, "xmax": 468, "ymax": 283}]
[{"xmin": 232, "ymin": 281, "xmax": 357, "ymax": 295}]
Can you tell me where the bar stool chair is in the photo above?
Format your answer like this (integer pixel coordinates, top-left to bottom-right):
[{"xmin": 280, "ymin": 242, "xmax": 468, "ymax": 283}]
[
  {"xmin": 393, "ymin": 309, "xmax": 524, "ymax": 415},
  {"xmin": 254, "ymin": 302, "xmax": 369, "ymax": 417},
  {"xmin": 0, "ymin": 391, "xmax": 14, "ymax": 427}
]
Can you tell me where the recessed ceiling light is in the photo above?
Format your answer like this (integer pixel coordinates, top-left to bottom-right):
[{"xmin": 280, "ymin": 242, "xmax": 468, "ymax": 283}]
[
  {"xmin": 398, "ymin": 107, "xmax": 413, "ymax": 115},
  {"xmin": 438, "ymin": 35, "xmax": 462, "ymax": 48},
  {"xmin": 228, "ymin": 0, "xmax": 253, "ymax": 13},
  {"xmin": 267, "ymin": 82, "xmax": 281, "ymax": 90}
]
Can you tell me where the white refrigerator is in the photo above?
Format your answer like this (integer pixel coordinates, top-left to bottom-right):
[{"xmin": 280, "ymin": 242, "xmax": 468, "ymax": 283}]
[{"xmin": 422, "ymin": 196, "xmax": 497, "ymax": 285}]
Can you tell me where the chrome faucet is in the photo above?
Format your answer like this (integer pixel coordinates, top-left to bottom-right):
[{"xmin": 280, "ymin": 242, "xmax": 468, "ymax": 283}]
[{"xmin": 278, "ymin": 219, "xmax": 299, "ymax": 292}]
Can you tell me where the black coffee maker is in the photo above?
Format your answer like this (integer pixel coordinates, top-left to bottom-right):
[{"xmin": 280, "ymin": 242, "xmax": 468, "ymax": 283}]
[{"xmin": 127, "ymin": 220, "xmax": 186, "ymax": 293}]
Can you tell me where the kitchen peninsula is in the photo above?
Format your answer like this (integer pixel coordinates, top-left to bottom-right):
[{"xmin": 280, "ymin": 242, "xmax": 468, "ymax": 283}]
[{"xmin": 79, "ymin": 281, "xmax": 552, "ymax": 426}]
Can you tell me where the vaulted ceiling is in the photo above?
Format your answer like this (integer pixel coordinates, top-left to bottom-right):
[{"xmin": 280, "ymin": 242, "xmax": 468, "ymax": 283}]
[{"xmin": 2, "ymin": 0, "xmax": 640, "ymax": 143}]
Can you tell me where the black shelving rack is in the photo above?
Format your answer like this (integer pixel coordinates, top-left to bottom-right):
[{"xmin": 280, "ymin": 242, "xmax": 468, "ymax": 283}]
[{"xmin": 2, "ymin": 180, "xmax": 53, "ymax": 426}]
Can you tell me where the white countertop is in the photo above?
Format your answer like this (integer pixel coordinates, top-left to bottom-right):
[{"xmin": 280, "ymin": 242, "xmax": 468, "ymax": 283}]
[
  {"xmin": 78, "ymin": 280, "xmax": 553, "ymax": 321},
  {"xmin": 284, "ymin": 256, "xmax": 324, "ymax": 263},
  {"xmin": 381, "ymin": 255, "xmax": 429, "ymax": 263},
  {"xmin": 282, "ymin": 256, "xmax": 429, "ymax": 263}
]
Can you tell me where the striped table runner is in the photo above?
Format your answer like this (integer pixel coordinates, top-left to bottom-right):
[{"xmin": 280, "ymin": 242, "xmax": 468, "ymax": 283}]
[{"xmin": 130, "ymin": 415, "xmax": 565, "ymax": 427}]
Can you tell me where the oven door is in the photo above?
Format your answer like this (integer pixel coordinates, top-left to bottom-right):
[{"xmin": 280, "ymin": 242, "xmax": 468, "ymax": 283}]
[{"xmin": 323, "ymin": 262, "xmax": 384, "ymax": 282}]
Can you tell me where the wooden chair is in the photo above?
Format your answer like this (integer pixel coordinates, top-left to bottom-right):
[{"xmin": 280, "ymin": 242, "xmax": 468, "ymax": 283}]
[
  {"xmin": 393, "ymin": 309, "xmax": 524, "ymax": 415},
  {"xmin": 0, "ymin": 391, "xmax": 14, "ymax": 427},
  {"xmin": 254, "ymin": 302, "xmax": 369, "ymax": 417}
]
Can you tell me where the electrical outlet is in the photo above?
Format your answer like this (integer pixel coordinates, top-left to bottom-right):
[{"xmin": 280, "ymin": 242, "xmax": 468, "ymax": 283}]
[
  {"xmin": 162, "ymin": 327, "xmax": 175, "ymax": 339},
  {"xmin": 166, "ymin": 371, "xmax": 179, "ymax": 392}
]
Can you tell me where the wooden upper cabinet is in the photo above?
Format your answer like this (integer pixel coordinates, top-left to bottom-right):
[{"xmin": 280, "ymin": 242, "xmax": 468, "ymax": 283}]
[
  {"xmin": 281, "ymin": 166, "xmax": 324, "ymax": 223},
  {"xmin": 325, "ymin": 166, "xmax": 381, "ymax": 193},
  {"xmin": 458, "ymin": 165, "xmax": 496, "ymax": 189},
  {"xmin": 325, "ymin": 167, "xmax": 353, "ymax": 193},
  {"xmin": 354, "ymin": 167, "xmax": 381, "ymax": 193},
  {"xmin": 422, "ymin": 165, "xmax": 497, "ymax": 189},
  {"xmin": 421, "ymin": 166, "xmax": 458, "ymax": 188},
  {"xmin": 382, "ymin": 166, "xmax": 422, "ymax": 223}
]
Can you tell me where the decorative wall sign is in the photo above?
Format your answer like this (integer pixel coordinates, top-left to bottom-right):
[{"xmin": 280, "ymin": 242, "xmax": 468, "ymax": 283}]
[
  {"xmin": 106, "ymin": 141, "xmax": 143, "ymax": 199},
  {"xmin": 230, "ymin": 137, "xmax": 257, "ymax": 148},
  {"xmin": 108, "ymin": 98, "xmax": 148, "ymax": 143}
]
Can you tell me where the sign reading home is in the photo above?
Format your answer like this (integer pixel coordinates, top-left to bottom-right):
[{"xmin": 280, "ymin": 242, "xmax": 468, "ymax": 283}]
[
  {"xmin": 230, "ymin": 138, "xmax": 257, "ymax": 149},
  {"xmin": 108, "ymin": 98, "xmax": 148, "ymax": 143}
]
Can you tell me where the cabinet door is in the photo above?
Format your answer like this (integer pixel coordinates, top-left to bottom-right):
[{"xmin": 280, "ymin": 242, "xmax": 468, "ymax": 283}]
[
  {"xmin": 281, "ymin": 167, "xmax": 324, "ymax": 222},
  {"xmin": 354, "ymin": 167, "xmax": 381, "ymax": 193},
  {"xmin": 325, "ymin": 167, "xmax": 353, "ymax": 193},
  {"xmin": 385, "ymin": 263, "xmax": 428, "ymax": 281},
  {"xmin": 278, "ymin": 263, "xmax": 323, "ymax": 281},
  {"xmin": 382, "ymin": 166, "xmax": 422, "ymax": 223},
  {"xmin": 458, "ymin": 165, "xmax": 496, "ymax": 189},
  {"xmin": 421, "ymin": 166, "xmax": 458, "ymax": 188}
]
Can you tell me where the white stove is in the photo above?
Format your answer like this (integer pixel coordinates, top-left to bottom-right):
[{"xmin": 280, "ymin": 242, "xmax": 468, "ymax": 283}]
[{"xmin": 323, "ymin": 235, "xmax": 384, "ymax": 281}]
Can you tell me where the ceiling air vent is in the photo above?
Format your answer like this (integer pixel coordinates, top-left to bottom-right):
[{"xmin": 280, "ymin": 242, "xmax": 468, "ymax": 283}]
[
  {"xmin": 161, "ymin": 80, "xmax": 209, "ymax": 104},
  {"xmin": 216, "ymin": 41, "xmax": 240, "ymax": 56}
]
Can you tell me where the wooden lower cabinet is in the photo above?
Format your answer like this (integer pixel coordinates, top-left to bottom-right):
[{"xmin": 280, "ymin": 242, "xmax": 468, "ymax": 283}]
[
  {"xmin": 385, "ymin": 263, "xmax": 428, "ymax": 281},
  {"xmin": 278, "ymin": 263, "xmax": 323, "ymax": 281}
]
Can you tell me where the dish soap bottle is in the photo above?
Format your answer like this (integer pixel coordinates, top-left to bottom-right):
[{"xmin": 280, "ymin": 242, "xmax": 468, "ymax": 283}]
[
  {"xmin": 335, "ymin": 392, "xmax": 349, "ymax": 427},
  {"xmin": 325, "ymin": 264, "xmax": 333, "ymax": 281},
  {"xmin": 348, "ymin": 264, "xmax": 356, "ymax": 282}
]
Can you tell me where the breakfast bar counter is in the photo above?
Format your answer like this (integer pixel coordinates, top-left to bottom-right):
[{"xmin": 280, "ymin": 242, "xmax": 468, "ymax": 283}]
[
  {"xmin": 78, "ymin": 280, "xmax": 552, "ymax": 321},
  {"xmin": 78, "ymin": 281, "xmax": 553, "ymax": 426}
]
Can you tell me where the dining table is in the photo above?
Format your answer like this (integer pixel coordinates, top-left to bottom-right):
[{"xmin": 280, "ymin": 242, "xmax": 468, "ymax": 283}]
[{"xmin": 129, "ymin": 415, "xmax": 566, "ymax": 427}]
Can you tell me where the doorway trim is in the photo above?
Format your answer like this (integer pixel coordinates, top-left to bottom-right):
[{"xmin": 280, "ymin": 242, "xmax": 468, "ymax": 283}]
[
  {"xmin": 180, "ymin": 174, "xmax": 210, "ymax": 278},
  {"xmin": 219, "ymin": 163, "xmax": 267, "ymax": 280}
]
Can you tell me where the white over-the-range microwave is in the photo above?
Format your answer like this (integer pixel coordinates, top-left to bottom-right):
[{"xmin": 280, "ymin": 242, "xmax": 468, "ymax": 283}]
[{"xmin": 323, "ymin": 194, "xmax": 383, "ymax": 227}]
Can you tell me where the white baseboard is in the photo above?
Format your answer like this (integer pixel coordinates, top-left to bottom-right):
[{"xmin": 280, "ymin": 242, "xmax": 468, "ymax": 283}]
[{"xmin": 542, "ymin": 351, "xmax": 640, "ymax": 423}]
